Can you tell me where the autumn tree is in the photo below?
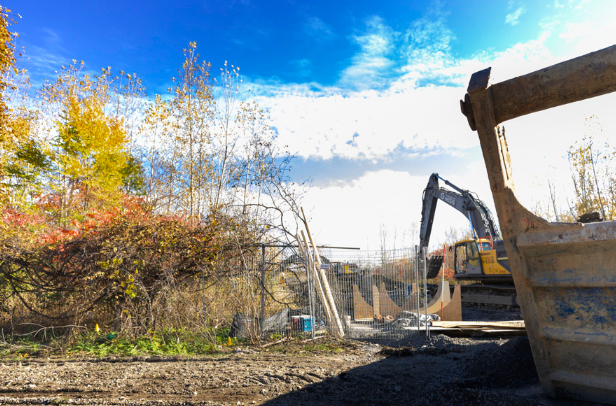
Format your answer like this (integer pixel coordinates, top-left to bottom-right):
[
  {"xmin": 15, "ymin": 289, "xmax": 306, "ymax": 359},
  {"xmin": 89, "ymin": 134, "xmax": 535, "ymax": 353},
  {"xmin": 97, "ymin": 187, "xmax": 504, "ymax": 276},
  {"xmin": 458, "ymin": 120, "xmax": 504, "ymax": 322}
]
[
  {"xmin": 0, "ymin": 7, "xmax": 39, "ymax": 206},
  {"xmin": 142, "ymin": 43, "xmax": 303, "ymax": 241},
  {"xmin": 0, "ymin": 6, "xmax": 19, "ymax": 143},
  {"xmin": 567, "ymin": 116, "xmax": 615, "ymax": 221},
  {"xmin": 34, "ymin": 62, "xmax": 146, "ymax": 224},
  {"xmin": 142, "ymin": 42, "xmax": 214, "ymax": 218}
]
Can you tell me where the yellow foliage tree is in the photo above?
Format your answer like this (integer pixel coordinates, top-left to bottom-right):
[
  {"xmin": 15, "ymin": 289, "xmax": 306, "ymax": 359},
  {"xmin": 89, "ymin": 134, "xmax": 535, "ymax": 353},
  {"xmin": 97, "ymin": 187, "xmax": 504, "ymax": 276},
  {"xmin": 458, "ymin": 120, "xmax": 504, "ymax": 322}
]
[
  {"xmin": 567, "ymin": 116, "xmax": 615, "ymax": 221},
  {"xmin": 0, "ymin": 6, "xmax": 19, "ymax": 144},
  {"xmin": 39, "ymin": 62, "xmax": 140, "ymax": 222}
]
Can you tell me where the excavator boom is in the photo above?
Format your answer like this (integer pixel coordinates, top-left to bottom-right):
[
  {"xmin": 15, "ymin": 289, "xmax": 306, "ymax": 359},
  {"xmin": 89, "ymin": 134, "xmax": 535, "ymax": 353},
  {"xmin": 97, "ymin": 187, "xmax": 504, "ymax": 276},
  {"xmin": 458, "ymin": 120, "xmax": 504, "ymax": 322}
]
[
  {"xmin": 419, "ymin": 173, "xmax": 499, "ymax": 251},
  {"xmin": 418, "ymin": 173, "xmax": 510, "ymax": 280}
]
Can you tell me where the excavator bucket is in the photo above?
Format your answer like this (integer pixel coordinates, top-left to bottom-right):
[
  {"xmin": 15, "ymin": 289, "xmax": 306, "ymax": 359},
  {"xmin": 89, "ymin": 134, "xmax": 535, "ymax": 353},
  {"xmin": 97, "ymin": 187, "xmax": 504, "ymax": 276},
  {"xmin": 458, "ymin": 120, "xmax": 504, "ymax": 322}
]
[
  {"xmin": 461, "ymin": 45, "xmax": 616, "ymax": 404},
  {"xmin": 426, "ymin": 255, "xmax": 444, "ymax": 279}
]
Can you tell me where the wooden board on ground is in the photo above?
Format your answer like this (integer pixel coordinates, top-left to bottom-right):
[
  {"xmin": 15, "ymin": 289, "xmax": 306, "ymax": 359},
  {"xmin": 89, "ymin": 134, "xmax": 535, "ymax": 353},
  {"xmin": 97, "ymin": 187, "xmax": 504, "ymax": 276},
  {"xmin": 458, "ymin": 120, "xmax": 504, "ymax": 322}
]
[
  {"xmin": 427, "ymin": 326, "xmax": 527, "ymax": 337},
  {"xmin": 431, "ymin": 319, "xmax": 525, "ymax": 337},
  {"xmin": 433, "ymin": 320, "xmax": 524, "ymax": 329}
]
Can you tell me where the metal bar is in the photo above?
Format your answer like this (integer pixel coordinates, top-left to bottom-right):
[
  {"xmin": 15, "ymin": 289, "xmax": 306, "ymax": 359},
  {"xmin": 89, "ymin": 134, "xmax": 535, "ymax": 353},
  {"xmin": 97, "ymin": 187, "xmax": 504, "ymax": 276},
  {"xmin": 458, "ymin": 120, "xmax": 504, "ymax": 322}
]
[
  {"xmin": 415, "ymin": 245, "xmax": 420, "ymax": 335},
  {"xmin": 480, "ymin": 45, "xmax": 616, "ymax": 124}
]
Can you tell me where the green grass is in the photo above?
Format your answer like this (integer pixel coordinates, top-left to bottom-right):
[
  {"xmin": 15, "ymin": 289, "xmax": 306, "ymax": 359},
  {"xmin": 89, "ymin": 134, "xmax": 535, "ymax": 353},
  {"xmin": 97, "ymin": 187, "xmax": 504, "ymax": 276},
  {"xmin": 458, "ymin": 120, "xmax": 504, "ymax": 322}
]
[
  {"xmin": 0, "ymin": 327, "xmax": 352, "ymax": 359},
  {"xmin": 0, "ymin": 337, "xmax": 45, "ymax": 358},
  {"xmin": 68, "ymin": 327, "xmax": 243, "ymax": 357},
  {"xmin": 0, "ymin": 326, "xmax": 248, "ymax": 358}
]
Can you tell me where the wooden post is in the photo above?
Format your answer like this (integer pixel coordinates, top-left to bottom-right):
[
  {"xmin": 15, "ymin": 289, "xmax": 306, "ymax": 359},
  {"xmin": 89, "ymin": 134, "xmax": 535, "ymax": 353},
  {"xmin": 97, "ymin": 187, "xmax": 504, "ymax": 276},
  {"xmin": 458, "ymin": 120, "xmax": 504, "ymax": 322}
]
[
  {"xmin": 298, "ymin": 232, "xmax": 334, "ymax": 332},
  {"xmin": 301, "ymin": 208, "xmax": 345, "ymax": 338}
]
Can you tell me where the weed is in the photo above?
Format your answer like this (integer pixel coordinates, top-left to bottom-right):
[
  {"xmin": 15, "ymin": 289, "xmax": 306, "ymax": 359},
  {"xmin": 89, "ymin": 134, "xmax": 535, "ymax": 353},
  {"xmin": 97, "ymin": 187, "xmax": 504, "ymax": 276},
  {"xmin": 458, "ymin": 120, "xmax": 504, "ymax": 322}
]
[{"xmin": 66, "ymin": 326, "xmax": 243, "ymax": 357}]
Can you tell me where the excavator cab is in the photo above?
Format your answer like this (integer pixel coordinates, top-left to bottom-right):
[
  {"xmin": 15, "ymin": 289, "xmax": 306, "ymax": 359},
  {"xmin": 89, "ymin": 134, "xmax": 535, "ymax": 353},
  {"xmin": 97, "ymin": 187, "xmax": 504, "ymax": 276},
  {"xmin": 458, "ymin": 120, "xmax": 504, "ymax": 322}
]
[
  {"xmin": 453, "ymin": 239, "xmax": 483, "ymax": 276},
  {"xmin": 477, "ymin": 236, "xmax": 493, "ymax": 251}
]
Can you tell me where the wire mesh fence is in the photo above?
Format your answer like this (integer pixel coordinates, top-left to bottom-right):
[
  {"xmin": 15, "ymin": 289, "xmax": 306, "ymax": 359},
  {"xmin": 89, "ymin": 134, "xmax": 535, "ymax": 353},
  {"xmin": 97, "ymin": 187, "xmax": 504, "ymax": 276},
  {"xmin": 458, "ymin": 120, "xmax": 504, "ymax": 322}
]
[{"xmin": 228, "ymin": 245, "xmax": 438, "ymax": 342}]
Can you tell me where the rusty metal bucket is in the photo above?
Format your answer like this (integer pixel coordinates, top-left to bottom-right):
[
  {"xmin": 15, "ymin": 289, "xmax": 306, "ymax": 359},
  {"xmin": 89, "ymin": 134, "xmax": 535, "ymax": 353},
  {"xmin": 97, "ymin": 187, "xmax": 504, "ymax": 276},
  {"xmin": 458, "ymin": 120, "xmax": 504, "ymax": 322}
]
[{"xmin": 462, "ymin": 45, "xmax": 616, "ymax": 404}]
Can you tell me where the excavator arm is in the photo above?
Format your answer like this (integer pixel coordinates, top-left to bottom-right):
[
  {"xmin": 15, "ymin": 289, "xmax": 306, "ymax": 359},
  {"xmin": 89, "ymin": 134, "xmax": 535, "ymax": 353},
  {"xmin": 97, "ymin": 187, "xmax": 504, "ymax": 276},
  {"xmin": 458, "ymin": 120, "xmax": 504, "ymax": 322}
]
[
  {"xmin": 419, "ymin": 173, "xmax": 500, "ymax": 250},
  {"xmin": 419, "ymin": 173, "xmax": 501, "ymax": 278}
]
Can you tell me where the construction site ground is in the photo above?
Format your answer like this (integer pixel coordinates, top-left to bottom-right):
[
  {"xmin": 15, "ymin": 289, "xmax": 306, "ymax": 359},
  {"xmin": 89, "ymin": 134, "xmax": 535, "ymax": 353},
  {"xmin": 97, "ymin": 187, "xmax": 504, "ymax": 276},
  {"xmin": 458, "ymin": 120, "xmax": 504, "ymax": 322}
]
[{"xmin": 0, "ymin": 309, "xmax": 602, "ymax": 406}]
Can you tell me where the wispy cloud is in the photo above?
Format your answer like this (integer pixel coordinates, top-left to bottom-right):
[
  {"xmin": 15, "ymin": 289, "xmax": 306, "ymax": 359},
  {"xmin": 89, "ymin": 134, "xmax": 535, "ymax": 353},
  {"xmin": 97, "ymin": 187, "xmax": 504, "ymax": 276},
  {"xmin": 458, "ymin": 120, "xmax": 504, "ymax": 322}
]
[
  {"xmin": 506, "ymin": 4, "xmax": 526, "ymax": 26},
  {"xmin": 26, "ymin": 45, "xmax": 67, "ymax": 72},
  {"xmin": 338, "ymin": 16, "xmax": 397, "ymax": 90},
  {"xmin": 290, "ymin": 59, "xmax": 312, "ymax": 78},
  {"xmin": 18, "ymin": 28, "xmax": 69, "ymax": 84},
  {"xmin": 40, "ymin": 28, "xmax": 62, "ymax": 46},
  {"xmin": 304, "ymin": 16, "xmax": 335, "ymax": 40},
  {"xmin": 398, "ymin": 12, "xmax": 456, "ymax": 84}
]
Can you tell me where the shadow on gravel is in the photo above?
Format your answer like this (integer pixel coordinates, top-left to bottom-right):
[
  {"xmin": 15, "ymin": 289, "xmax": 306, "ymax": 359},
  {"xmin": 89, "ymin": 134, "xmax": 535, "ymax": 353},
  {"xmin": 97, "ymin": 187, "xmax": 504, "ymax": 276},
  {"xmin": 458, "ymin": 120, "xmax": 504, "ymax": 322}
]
[{"xmin": 261, "ymin": 336, "xmax": 598, "ymax": 406}]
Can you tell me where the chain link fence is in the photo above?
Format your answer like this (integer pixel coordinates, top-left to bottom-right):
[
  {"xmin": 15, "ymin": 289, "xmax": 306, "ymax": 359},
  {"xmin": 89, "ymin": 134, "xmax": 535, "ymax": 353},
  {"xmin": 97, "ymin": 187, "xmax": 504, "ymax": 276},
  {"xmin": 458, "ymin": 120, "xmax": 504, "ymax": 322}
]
[{"xmin": 228, "ymin": 245, "xmax": 438, "ymax": 342}]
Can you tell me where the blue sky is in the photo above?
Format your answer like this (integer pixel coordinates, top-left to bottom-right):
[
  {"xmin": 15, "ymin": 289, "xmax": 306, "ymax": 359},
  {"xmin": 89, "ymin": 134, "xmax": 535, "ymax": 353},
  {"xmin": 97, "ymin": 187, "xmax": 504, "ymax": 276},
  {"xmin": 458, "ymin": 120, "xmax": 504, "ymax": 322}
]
[{"xmin": 8, "ymin": 0, "xmax": 616, "ymax": 249}]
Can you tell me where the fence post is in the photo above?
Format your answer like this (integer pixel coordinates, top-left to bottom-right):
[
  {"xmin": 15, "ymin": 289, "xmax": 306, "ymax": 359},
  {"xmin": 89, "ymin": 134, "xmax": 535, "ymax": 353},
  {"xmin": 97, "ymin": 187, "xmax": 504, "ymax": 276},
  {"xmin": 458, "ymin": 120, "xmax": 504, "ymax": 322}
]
[
  {"xmin": 415, "ymin": 245, "xmax": 420, "ymax": 334},
  {"xmin": 423, "ymin": 246, "xmax": 430, "ymax": 338},
  {"xmin": 202, "ymin": 265, "xmax": 207, "ymax": 336},
  {"xmin": 260, "ymin": 244, "xmax": 265, "ymax": 336}
]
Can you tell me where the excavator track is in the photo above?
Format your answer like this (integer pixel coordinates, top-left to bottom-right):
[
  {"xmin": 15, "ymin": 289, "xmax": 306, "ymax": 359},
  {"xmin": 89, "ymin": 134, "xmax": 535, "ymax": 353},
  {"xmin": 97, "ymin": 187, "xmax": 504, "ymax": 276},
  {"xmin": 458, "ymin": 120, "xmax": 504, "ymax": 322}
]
[{"xmin": 459, "ymin": 283, "xmax": 519, "ymax": 307}]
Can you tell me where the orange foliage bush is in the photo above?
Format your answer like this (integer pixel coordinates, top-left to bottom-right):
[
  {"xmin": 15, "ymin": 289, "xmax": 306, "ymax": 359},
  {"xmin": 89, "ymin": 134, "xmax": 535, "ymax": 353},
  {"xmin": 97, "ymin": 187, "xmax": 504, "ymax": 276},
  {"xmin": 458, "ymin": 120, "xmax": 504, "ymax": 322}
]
[{"xmin": 0, "ymin": 197, "xmax": 255, "ymax": 335}]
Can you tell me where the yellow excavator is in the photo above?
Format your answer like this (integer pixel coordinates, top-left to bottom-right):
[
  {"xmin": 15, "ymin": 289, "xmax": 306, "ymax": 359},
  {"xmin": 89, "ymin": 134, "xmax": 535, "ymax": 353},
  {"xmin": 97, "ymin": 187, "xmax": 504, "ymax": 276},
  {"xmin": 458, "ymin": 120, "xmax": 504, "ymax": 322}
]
[{"xmin": 419, "ymin": 173, "xmax": 512, "ymax": 283}]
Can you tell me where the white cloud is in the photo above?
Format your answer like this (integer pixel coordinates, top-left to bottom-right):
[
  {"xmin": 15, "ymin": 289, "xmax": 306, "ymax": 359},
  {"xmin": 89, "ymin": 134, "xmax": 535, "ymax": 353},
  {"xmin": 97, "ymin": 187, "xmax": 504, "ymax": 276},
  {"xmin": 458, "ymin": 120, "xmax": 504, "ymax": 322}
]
[
  {"xmin": 302, "ymin": 168, "xmax": 496, "ymax": 251},
  {"xmin": 256, "ymin": 84, "xmax": 472, "ymax": 162},
  {"xmin": 506, "ymin": 6, "xmax": 526, "ymax": 26},
  {"xmin": 559, "ymin": 21, "xmax": 596, "ymax": 42},
  {"xmin": 569, "ymin": 0, "xmax": 590, "ymax": 10},
  {"xmin": 250, "ymin": 22, "xmax": 557, "ymax": 165}
]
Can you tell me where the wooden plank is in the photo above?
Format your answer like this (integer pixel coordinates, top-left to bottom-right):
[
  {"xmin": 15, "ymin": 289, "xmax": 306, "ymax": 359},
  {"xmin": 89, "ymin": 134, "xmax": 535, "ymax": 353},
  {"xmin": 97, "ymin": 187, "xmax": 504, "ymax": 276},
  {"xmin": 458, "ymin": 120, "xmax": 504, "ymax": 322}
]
[
  {"xmin": 442, "ymin": 284, "xmax": 462, "ymax": 321},
  {"xmin": 372, "ymin": 284, "xmax": 380, "ymax": 318},
  {"xmin": 377, "ymin": 282, "xmax": 401, "ymax": 318},
  {"xmin": 423, "ymin": 280, "xmax": 451, "ymax": 315},
  {"xmin": 353, "ymin": 284, "xmax": 373, "ymax": 320}
]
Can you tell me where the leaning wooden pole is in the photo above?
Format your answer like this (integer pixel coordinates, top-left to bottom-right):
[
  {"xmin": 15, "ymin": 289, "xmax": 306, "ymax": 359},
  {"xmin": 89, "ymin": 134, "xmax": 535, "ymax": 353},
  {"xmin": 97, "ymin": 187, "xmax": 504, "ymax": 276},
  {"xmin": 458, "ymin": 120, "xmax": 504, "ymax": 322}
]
[
  {"xmin": 301, "ymin": 208, "xmax": 345, "ymax": 338},
  {"xmin": 295, "ymin": 234, "xmax": 317, "ymax": 338},
  {"xmin": 297, "ymin": 232, "xmax": 334, "ymax": 332}
]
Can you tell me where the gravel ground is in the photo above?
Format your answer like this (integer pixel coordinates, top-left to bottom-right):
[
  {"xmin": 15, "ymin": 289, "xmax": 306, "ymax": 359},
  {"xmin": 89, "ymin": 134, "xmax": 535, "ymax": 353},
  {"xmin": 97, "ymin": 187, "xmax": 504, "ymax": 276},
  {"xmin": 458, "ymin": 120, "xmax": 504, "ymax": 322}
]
[{"xmin": 0, "ymin": 309, "xmax": 605, "ymax": 406}]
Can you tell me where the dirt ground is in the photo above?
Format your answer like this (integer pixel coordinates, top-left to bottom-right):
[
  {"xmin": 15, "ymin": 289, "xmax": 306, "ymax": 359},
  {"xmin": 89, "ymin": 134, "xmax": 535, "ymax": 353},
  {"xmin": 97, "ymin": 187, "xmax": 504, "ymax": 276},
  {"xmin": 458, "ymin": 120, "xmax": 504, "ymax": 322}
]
[{"xmin": 0, "ymin": 309, "xmax": 605, "ymax": 406}]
